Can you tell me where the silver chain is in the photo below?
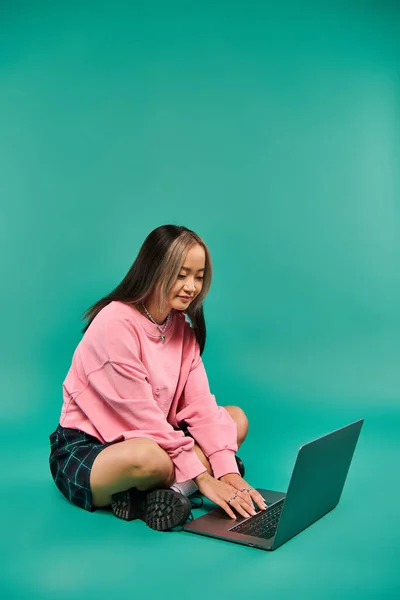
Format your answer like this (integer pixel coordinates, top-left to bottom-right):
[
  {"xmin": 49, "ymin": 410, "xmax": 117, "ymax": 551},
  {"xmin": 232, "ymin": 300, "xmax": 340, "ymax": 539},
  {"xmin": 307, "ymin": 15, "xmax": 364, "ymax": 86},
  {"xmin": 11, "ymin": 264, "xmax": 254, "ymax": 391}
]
[{"xmin": 141, "ymin": 303, "xmax": 171, "ymax": 343}]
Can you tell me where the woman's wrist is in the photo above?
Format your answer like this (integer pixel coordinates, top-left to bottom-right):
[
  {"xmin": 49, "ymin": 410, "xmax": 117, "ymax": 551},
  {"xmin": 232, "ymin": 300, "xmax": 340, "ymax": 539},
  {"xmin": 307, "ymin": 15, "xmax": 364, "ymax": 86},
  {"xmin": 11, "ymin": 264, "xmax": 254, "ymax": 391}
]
[{"xmin": 194, "ymin": 471, "xmax": 212, "ymax": 484}]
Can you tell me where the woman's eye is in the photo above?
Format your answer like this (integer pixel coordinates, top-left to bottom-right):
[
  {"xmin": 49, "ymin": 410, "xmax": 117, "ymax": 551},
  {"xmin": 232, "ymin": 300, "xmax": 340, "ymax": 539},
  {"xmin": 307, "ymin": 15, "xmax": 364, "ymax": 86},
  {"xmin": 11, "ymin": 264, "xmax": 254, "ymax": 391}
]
[{"xmin": 178, "ymin": 275, "xmax": 204, "ymax": 280}]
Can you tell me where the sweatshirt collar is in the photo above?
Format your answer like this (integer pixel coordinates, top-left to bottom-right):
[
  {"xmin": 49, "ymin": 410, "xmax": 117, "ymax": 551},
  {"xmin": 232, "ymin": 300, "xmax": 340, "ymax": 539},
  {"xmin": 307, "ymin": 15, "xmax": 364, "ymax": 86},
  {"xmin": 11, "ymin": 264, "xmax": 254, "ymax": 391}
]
[{"xmin": 119, "ymin": 302, "xmax": 177, "ymax": 338}]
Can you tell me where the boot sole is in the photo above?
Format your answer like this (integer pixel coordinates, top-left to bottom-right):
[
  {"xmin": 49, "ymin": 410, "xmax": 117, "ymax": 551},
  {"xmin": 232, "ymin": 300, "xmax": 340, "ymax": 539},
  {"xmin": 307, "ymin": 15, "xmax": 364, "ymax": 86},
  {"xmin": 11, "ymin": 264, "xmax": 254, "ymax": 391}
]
[{"xmin": 111, "ymin": 488, "xmax": 192, "ymax": 531}]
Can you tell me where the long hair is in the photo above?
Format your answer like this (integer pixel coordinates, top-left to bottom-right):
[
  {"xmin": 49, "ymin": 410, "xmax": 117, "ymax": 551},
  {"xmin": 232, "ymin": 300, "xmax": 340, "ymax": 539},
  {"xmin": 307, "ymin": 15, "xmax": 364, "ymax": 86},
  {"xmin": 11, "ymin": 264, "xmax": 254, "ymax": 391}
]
[{"xmin": 80, "ymin": 225, "xmax": 212, "ymax": 355}]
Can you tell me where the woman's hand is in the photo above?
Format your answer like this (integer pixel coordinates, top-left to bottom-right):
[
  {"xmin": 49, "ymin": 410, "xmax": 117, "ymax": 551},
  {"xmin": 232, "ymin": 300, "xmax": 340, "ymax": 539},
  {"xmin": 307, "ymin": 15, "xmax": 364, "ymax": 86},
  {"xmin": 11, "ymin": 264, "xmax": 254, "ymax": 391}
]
[
  {"xmin": 193, "ymin": 472, "xmax": 267, "ymax": 520},
  {"xmin": 219, "ymin": 473, "xmax": 267, "ymax": 514}
]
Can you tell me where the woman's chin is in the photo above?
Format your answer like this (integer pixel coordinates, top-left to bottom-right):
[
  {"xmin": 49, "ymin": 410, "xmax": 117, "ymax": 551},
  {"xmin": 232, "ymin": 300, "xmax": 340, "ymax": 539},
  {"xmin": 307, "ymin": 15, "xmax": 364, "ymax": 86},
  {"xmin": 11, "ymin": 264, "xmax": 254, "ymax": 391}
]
[{"xmin": 173, "ymin": 297, "xmax": 191, "ymax": 310}]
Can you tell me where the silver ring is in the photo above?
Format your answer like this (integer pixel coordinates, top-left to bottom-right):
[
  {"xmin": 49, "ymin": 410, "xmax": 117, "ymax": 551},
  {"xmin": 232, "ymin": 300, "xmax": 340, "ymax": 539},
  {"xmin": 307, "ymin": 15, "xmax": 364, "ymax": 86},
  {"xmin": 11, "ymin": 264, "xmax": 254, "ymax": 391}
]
[{"xmin": 228, "ymin": 493, "xmax": 239, "ymax": 503}]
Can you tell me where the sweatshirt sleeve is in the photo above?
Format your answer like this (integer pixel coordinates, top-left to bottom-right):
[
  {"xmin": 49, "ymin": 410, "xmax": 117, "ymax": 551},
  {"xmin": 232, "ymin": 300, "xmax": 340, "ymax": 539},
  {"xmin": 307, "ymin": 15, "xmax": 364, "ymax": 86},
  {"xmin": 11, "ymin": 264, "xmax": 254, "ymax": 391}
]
[
  {"xmin": 75, "ymin": 317, "xmax": 207, "ymax": 484},
  {"xmin": 176, "ymin": 337, "xmax": 240, "ymax": 480}
]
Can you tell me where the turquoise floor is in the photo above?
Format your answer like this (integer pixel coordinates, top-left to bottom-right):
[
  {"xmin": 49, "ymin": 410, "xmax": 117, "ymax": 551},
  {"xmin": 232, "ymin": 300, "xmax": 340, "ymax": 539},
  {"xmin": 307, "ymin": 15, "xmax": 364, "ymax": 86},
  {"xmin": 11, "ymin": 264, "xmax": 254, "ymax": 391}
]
[{"xmin": 2, "ymin": 398, "xmax": 399, "ymax": 599}]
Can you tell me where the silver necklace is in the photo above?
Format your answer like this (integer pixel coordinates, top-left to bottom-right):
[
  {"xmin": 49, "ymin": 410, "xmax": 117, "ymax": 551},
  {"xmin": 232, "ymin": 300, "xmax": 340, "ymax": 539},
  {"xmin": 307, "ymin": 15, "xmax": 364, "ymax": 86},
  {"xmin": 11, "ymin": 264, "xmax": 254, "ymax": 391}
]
[{"xmin": 141, "ymin": 303, "xmax": 171, "ymax": 343}]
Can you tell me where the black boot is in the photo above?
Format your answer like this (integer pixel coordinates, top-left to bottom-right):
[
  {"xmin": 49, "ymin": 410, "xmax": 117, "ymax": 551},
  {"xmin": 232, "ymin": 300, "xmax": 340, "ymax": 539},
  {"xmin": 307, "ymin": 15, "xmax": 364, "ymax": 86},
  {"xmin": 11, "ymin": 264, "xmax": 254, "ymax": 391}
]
[{"xmin": 111, "ymin": 488, "xmax": 192, "ymax": 531}]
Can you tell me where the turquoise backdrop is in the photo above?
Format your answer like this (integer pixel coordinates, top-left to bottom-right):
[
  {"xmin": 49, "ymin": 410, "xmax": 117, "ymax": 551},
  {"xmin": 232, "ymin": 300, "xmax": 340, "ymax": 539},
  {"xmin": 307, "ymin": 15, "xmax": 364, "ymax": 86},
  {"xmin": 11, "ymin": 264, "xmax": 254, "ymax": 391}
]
[{"xmin": 1, "ymin": 2, "xmax": 399, "ymax": 598}]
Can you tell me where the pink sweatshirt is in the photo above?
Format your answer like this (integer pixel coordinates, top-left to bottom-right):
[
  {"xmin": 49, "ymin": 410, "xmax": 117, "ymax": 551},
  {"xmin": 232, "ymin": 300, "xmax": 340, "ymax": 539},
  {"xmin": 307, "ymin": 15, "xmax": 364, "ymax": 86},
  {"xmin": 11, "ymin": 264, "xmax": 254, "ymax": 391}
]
[{"xmin": 60, "ymin": 301, "xmax": 239, "ymax": 483}]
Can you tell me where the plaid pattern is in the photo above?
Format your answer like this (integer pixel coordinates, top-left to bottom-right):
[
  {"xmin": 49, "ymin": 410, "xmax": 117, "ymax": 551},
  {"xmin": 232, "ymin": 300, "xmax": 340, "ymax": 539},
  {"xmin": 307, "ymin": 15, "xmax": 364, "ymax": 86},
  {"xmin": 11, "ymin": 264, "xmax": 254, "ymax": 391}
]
[
  {"xmin": 49, "ymin": 424, "xmax": 194, "ymax": 513},
  {"xmin": 49, "ymin": 425, "xmax": 115, "ymax": 512}
]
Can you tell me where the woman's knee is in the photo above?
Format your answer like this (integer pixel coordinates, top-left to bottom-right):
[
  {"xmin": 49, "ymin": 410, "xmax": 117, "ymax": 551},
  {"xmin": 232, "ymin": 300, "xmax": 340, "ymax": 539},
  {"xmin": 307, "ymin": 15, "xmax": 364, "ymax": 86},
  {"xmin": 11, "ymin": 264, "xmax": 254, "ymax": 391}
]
[{"xmin": 126, "ymin": 438, "xmax": 175, "ymax": 482}]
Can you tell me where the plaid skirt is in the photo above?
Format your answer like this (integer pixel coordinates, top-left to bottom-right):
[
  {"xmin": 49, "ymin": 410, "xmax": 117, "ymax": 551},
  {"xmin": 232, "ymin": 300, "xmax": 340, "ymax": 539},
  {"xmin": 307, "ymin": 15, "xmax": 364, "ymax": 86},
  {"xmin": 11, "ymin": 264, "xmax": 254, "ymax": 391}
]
[{"xmin": 48, "ymin": 424, "xmax": 193, "ymax": 513}]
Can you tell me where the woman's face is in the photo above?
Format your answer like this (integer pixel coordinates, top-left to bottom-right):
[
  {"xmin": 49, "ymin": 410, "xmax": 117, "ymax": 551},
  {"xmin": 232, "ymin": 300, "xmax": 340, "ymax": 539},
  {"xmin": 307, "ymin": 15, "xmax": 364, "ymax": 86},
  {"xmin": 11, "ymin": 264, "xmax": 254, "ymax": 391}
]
[
  {"xmin": 169, "ymin": 244, "xmax": 206, "ymax": 310},
  {"xmin": 140, "ymin": 244, "xmax": 206, "ymax": 324}
]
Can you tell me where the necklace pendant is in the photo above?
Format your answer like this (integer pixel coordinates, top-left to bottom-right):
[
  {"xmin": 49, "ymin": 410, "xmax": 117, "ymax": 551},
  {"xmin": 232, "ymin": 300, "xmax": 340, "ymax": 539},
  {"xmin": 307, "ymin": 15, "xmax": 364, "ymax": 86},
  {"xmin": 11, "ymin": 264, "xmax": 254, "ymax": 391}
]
[{"xmin": 161, "ymin": 335, "xmax": 165, "ymax": 342}]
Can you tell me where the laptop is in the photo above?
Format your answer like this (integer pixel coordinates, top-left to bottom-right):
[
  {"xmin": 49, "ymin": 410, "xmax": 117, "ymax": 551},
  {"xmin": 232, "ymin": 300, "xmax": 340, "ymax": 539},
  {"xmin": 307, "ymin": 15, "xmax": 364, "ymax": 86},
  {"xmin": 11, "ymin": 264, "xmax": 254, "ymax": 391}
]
[{"xmin": 183, "ymin": 419, "xmax": 364, "ymax": 550}]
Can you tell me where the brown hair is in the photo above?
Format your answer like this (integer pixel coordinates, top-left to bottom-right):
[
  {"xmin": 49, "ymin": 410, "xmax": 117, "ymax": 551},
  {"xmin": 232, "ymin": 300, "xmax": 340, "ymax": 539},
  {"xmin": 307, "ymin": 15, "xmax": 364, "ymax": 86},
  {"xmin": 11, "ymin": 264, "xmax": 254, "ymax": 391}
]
[{"xmin": 80, "ymin": 224, "xmax": 212, "ymax": 355}]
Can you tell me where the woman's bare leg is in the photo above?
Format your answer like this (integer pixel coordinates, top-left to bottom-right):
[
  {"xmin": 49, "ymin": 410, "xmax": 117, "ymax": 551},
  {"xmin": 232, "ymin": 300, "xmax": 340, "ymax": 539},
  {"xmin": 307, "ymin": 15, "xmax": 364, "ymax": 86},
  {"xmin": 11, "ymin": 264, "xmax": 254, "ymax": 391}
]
[
  {"xmin": 90, "ymin": 437, "xmax": 215, "ymax": 508},
  {"xmin": 90, "ymin": 438, "xmax": 176, "ymax": 508}
]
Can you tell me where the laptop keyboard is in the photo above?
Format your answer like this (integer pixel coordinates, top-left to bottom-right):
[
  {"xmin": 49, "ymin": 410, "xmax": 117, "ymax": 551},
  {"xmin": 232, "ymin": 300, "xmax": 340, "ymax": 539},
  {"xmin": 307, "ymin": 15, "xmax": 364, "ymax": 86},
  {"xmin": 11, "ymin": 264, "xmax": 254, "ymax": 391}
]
[{"xmin": 229, "ymin": 498, "xmax": 284, "ymax": 539}]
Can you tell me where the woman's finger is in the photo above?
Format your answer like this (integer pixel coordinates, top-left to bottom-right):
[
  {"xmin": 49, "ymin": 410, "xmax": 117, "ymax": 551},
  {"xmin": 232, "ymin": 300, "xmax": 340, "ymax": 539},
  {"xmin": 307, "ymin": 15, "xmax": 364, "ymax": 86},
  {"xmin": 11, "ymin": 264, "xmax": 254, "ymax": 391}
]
[
  {"xmin": 250, "ymin": 489, "xmax": 268, "ymax": 509},
  {"xmin": 235, "ymin": 490, "xmax": 257, "ymax": 514},
  {"xmin": 234, "ymin": 496, "xmax": 256, "ymax": 519},
  {"xmin": 221, "ymin": 500, "xmax": 237, "ymax": 520},
  {"xmin": 236, "ymin": 486, "xmax": 267, "ymax": 511},
  {"xmin": 232, "ymin": 480, "xmax": 265, "ymax": 511},
  {"xmin": 228, "ymin": 494, "xmax": 256, "ymax": 519}
]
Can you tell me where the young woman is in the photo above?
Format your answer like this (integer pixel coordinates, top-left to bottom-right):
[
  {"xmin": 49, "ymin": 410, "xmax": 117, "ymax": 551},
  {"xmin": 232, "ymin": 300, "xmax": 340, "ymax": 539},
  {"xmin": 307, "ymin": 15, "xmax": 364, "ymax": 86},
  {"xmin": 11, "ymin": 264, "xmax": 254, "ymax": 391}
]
[{"xmin": 49, "ymin": 224, "xmax": 267, "ymax": 531}]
